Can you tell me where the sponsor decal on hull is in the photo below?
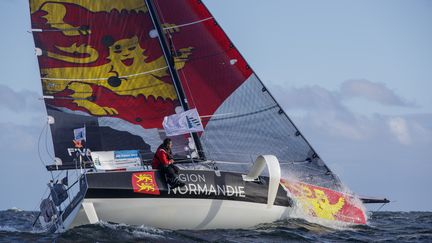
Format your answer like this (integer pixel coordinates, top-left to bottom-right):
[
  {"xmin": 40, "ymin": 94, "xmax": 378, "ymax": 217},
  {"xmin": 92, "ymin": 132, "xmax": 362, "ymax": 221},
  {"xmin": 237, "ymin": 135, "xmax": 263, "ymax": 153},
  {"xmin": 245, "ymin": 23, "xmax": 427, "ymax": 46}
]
[
  {"xmin": 131, "ymin": 172, "xmax": 160, "ymax": 195},
  {"xmin": 168, "ymin": 173, "xmax": 246, "ymax": 198},
  {"xmin": 114, "ymin": 150, "xmax": 140, "ymax": 160},
  {"xmin": 280, "ymin": 179, "xmax": 366, "ymax": 224},
  {"xmin": 88, "ymin": 170, "xmax": 291, "ymax": 207}
]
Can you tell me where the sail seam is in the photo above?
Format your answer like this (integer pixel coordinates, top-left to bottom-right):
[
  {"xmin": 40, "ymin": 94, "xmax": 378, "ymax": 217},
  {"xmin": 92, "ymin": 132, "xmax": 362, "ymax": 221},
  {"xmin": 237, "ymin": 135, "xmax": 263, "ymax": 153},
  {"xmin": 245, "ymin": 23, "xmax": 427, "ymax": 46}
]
[{"xmin": 40, "ymin": 66, "xmax": 169, "ymax": 81}]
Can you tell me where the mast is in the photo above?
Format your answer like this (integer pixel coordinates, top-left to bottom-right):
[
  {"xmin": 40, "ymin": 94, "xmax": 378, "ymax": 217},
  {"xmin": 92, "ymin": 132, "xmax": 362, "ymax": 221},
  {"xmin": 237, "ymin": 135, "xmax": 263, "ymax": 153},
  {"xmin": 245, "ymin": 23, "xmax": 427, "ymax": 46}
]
[{"xmin": 145, "ymin": 0, "xmax": 206, "ymax": 160}]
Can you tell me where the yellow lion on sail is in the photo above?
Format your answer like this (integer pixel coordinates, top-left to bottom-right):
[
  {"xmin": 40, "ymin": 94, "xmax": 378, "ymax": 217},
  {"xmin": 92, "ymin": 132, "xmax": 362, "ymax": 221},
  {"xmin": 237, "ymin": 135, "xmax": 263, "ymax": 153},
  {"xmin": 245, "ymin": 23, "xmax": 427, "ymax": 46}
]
[
  {"xmin": 36, "ymin": 1, "xmax": 192, "ymax": 116},
  {"xmin": 42, "ymin": 36, "xmax": 192, "ymax": 116}
]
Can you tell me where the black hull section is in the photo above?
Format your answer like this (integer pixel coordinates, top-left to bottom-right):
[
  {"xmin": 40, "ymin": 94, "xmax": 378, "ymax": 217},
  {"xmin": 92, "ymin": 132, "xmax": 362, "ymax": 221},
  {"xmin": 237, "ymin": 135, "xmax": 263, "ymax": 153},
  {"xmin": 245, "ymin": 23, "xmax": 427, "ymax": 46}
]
[{"xmin": 85, "ymin": 170, "xmax": 292, "ymax": 207}]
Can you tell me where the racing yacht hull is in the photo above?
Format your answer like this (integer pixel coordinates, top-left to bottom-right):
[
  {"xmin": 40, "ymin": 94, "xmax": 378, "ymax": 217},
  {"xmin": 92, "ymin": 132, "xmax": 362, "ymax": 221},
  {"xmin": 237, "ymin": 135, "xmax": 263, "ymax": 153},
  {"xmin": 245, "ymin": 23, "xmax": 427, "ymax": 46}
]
[
  {"xmin": 68, "ymin": 169, "xmax": 293, "ymax": 230},
  {"xmin": 70, "ymin": 198, "xmax": 291, "ymax": 230},
  {"xmin": 63, "ymin": 168, "xmax": 367, "ymax": 231}
]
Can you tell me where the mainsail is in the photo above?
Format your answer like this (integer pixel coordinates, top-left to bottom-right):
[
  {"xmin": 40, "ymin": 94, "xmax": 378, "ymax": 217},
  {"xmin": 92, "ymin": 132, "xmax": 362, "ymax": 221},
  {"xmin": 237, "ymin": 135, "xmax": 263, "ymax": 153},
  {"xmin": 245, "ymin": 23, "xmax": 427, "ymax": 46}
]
[
  {"xmin": 29, "ymin": 0, "xmax": 192, "ymax": 164},
  {"xmin": 30, "ymin": 0, "xmax": 342, "ymax": 190}
]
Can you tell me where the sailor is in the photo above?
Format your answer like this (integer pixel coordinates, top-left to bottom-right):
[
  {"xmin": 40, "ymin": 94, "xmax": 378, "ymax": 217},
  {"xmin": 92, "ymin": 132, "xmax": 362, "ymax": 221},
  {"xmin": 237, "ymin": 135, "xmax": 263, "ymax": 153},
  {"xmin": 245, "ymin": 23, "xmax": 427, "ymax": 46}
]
[{"xmin": 152, "ymin": 138, "xmax": 185, "ymax": 188}]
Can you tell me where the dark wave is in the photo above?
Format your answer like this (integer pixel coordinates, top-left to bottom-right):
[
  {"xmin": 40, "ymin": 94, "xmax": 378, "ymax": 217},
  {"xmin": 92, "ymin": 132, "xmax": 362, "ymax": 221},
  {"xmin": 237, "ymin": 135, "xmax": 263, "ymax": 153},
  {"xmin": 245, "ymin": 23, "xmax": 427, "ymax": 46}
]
[{"xmin": 0, "ymin": 210, "xmax": 431, "ymax": 243}]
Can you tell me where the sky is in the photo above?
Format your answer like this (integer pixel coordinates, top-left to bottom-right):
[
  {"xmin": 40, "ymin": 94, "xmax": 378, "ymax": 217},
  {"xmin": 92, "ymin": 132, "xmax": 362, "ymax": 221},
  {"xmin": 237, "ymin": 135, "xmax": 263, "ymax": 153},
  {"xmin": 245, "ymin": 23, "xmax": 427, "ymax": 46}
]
[{"xmin": 0, "ymin": 0, "xmax": 431, "ymax": 212}]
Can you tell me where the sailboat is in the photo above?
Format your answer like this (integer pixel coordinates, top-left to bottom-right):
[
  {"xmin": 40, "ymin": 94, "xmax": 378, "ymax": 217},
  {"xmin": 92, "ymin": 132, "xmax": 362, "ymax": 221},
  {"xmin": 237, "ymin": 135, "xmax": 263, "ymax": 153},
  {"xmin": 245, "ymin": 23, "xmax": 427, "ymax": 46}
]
[{"xmin": 29, "ymin": 0, "xmax": 388, "ymax": 232}]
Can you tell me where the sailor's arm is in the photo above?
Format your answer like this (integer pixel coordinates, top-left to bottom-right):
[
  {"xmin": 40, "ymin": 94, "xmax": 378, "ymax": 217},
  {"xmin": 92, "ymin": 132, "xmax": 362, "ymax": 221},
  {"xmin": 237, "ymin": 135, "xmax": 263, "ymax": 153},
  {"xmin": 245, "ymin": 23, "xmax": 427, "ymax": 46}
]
[{"xmin": 157, "ymin": 149, "xmax": 173, "ymax": 167}]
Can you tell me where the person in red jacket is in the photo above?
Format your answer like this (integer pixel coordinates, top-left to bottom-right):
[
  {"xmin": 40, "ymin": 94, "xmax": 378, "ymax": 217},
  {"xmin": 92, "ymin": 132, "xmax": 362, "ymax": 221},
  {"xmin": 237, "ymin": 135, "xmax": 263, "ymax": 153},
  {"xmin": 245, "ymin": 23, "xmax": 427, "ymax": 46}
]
[
  {"xmin": 152, "ymin": 138, "xmax": 174, "ymax": 169},
  {"xmin": 152, "ymin": 138, "xmax": 185, "ymax": 188}
]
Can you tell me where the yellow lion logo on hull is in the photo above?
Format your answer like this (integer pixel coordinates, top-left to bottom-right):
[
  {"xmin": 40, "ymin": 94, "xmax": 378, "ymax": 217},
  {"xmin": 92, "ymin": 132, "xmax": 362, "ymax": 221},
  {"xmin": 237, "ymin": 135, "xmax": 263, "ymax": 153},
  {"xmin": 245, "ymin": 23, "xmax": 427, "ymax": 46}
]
[{"xmin": 281, "ymin": 180, "xmax": 345, "ymax": 221}]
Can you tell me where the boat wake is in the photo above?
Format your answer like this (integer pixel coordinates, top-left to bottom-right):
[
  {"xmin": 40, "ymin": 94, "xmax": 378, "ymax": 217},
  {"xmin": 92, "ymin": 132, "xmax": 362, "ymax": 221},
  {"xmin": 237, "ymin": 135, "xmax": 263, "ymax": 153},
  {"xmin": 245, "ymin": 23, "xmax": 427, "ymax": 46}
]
[
  {"xmin": 55, "ymin": 221, "xmax": 170, "ymax": 242},
  {"xmin": 2, "ymin": 210, "xmax": 431, "ymax": 242},
  {"xmin": 98, "ymin": 221, "xmax": 167, "ymax": 239}
]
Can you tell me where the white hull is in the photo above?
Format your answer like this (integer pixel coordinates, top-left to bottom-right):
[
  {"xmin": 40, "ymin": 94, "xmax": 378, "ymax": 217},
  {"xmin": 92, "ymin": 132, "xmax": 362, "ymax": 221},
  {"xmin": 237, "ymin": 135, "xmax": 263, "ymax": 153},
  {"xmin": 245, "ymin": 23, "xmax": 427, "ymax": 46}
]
[{"xmin": 70, "ymin": 198, "xmax": 291, "ymax": 230}]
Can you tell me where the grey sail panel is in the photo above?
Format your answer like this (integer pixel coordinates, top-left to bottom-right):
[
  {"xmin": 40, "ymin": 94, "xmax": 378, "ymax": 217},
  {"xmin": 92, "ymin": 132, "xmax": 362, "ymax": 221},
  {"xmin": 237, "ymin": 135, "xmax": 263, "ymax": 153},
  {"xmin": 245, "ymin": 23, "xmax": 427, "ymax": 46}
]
[{"xmin": 202, "ymin": 75, "xmax": 342, "ymax": 190}]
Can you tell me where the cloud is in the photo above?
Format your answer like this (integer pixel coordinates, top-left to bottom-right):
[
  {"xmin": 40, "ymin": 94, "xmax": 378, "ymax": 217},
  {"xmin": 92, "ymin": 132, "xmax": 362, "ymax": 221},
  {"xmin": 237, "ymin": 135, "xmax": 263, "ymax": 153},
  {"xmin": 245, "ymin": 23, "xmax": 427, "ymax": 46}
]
[
  {"xmin": 267, "ymin": 81, "xmax": 431, "ymax": 211},
  {"xmin": 270, "ymin": 82, "xmax": 372, "ymax": 141},
  {"xmin": 272, "ymin": 84, "xmax": 346, "ymax": 112},
  {"xmin": 388, "ymin": 117, "xmax": 412, "ymax": 145},
  {"xmin": 269, "ymin": 80, "xmax": 429, "ymax": 145},
  {"xmin": 0, "ymin": 84, "xmax": 42, "ymax": 112},
  {"xmin": 0, "ymin": 121, "xmax": 52, "ymax": 211},
  {"xmin": 0, "ymin": 122, "xmax": 41, "ymax": 152},
  {"xmin": 340, "ymin": 79, "xmax": 414, "ymax": 107}
]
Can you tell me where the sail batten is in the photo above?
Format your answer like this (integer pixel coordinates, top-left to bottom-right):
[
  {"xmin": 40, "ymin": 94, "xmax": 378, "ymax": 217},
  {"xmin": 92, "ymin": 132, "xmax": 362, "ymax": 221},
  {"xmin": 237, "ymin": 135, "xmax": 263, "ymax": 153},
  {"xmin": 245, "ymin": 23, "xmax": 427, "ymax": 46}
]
[
  {"xmin": 162, "ymin": 17, "xmax": 214, "ymax": 30},
  {"xmin": 40, "ymin": 66, "xmax": 169, "ymax": 81}
]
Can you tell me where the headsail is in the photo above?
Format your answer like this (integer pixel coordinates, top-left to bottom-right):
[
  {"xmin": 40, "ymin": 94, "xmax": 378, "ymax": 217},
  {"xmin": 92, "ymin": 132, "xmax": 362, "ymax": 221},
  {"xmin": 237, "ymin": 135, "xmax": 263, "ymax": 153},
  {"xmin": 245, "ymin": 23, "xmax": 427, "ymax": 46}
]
[{"xmin": 152, "ymin": 0, "xmax": 342, "ymax": 190}]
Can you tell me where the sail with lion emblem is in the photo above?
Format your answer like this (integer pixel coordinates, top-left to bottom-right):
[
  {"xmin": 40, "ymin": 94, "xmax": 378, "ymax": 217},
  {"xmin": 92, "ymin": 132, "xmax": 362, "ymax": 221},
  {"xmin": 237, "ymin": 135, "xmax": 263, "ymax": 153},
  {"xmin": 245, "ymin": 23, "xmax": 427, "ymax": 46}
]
[{"xmin": 29, "ymin": 0, "xmax": 388, "ymax": 233}]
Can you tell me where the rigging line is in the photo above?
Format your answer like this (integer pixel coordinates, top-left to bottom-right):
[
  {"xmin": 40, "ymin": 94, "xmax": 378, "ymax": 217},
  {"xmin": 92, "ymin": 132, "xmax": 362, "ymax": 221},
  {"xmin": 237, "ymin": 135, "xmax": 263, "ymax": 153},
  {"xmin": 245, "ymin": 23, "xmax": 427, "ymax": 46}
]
[
  {"xmin": 163, "ymin": 17, "xmax": 214, "ymax": 30},
  {"xmin": 40, "ymin": 66, "xmax": 168, "ymax": 81},
  {"xmin": 31, "ymin": 184, "xmax": 51, "ymax": 226},
  {"xmin": 171, "ymin": 38, "xmax": 198, "ymax": 108},
  {"xmin": 199, "ymin": 104, "xmax": 277, "ymax": 120},
  {"xmin": 376, "ymin": 202, "xmax": 389, "ymax": 212},
  {"xmin": 204, "ymin": 150, "xmax": 329, "ymax": 174},
  {"xmin": 280, "ymin": 160, "xmax": 312, "ymax": 165},
  {"xmin": 154, "ymin": 1, "xmax": 199, "ymax": 108},
  {"xmin": 37, "ymin": 122, "xmax": 48, "ymax": 167},
  {"xmin": 171, "ymin": 36, "xmax": 197, "ymax": 108},
  {"xmin": 197, "ymin": 150, "xmax": 295, "ymax": 163},
  {"xmin": 210, "ymin": 105, "xmax": 279, "ymax": 121},
  {"xmin": 179, "ymin": 47, "xmax": 234, "ymax": 64},
  {"xmin": 44, "ymin": 122, "xmax": 55, "ymax": 161},
  {"xmin": 212, "ymin": 161, "xmax": 253, "ymax": 165},
  {"xmin": 199, "ymin": 112, "xmax": 235, "ymax": 118},
  {"xmin": 291, "ymin": 163, "xmax": 331, "ymax": 174},
  {"xmin": 50, "ymin": 170, "xmax": 66, "ymax": 183}
]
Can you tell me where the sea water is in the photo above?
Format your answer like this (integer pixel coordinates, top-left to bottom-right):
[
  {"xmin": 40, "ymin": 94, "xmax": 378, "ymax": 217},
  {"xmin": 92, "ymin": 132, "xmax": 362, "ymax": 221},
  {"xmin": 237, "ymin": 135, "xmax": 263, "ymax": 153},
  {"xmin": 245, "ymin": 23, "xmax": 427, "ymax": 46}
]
[{"xmin": 0, "ymin": 208, "xmax": 431, "ymax": 242}]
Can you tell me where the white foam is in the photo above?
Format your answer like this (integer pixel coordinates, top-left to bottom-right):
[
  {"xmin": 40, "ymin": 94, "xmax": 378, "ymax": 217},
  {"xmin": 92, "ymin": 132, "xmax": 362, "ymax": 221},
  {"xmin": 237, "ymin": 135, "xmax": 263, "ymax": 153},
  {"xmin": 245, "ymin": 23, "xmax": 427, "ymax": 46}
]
[
  {"xmin": 0, "ymin": 225, "xmax": 19, "ymax": 232},
  {"xmin": 97, "ymin": 221, "xmax": 167, "ymax": 239},
  {"xmin": 281, "ymin": 176, "xmax": 368, "ymax": 230},
  {"xmin": 287, "ymin": 199, "xmax": 355, "ymax": 231},
  {"xmin": 7, "ymin": 207, "xmax": 23, "ymax": 212}
]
